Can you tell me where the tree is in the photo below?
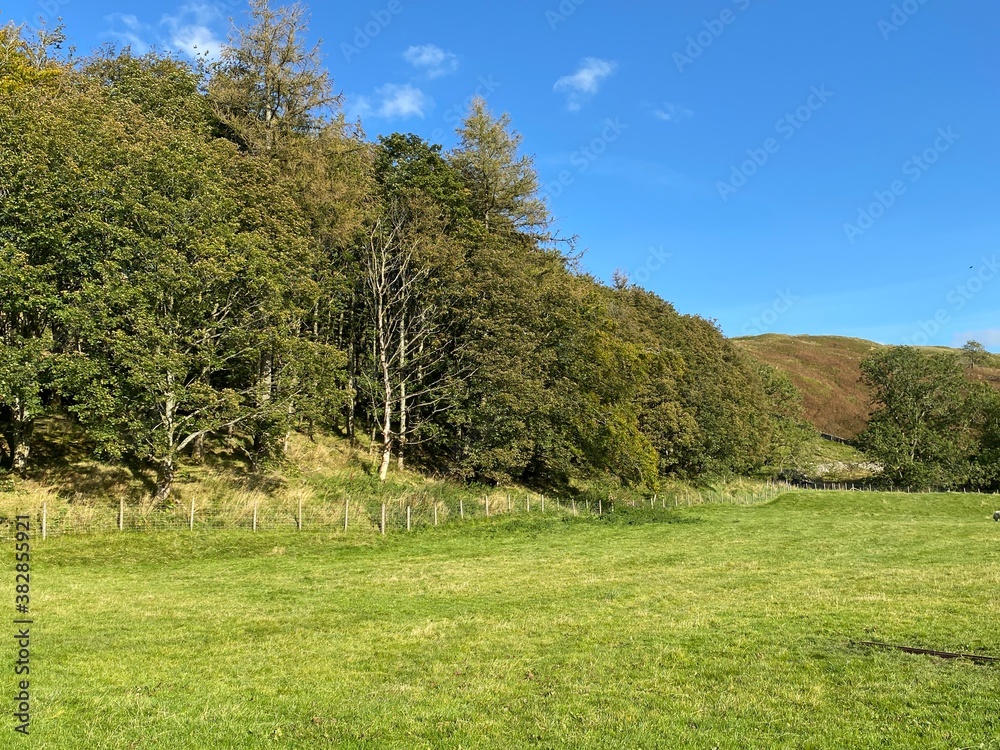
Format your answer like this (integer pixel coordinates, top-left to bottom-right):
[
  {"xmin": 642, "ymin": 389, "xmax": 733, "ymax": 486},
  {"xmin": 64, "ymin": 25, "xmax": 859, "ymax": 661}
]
[
  {"xmin": 754, "ymin": 364, "xmax": 812, "ymax": 474},
  {"xmin": 209, "ymin": 0, "xmax": 339, "ymax": 156},
  {"xmin": 0, "ymin": 28, "xmax": 73, "ymax": 473},
  {"xmin": 962, "ymin": 340, "xmax": 989, "ymax": 369},
  {"xmin": 356, "ymin": 196, "xmax": 462, "ymax": 481},
  {"xmin": 449, "ymin": 98, "xmax": 551, "ymax": 237},
  {"xmin": 0, "ymin": 22, "xmax": 65, "ymax": 95},
  {"xmin": 858, "ymin": 347, "xmax": 975, "ymax": 488}
]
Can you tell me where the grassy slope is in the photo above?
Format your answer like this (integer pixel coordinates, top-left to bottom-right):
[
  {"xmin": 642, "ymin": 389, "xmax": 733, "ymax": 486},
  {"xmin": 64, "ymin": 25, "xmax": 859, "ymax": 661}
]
[
  {"xmin": 734, "ymin": 335, "xmax": 880, "ymax": 439},
  {"xmin": 18, "ymin": 491, "xmax": 1000, "ymax": 749},
  {"xmin": 735, "ymin": 334, "xmax": 1000, "ymax": 440}
]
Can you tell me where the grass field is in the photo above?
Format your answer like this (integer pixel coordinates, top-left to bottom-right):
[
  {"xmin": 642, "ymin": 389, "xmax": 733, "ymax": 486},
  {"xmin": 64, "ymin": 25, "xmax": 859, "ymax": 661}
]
[{"xmin": 12, "ymin": 491, "xmax": 1000, "ymax": 748}]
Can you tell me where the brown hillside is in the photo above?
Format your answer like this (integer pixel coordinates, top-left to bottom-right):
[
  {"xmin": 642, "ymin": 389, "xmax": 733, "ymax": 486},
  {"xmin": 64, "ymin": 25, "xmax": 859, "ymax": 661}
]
[
  {"xmin": 735, "ymin": 335, "xmax": 1000, "ymax": 440},
  {"xmin": 734, "ymin": 335, "xmax": 879, "ymax": 439}
]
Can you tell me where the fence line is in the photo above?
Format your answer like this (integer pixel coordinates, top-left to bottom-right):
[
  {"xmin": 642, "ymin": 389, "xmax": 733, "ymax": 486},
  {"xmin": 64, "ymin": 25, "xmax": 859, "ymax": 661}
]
[{"xmin": 21, "ymin": 481, "xmax": 992, "ymax": 542}]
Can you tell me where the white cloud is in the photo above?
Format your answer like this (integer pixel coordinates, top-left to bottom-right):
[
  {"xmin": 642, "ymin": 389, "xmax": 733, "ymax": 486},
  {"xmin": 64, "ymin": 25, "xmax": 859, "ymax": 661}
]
[
  {"xmin": 353, "ymin": 84, "xmax": 430, "ymax": 120},
  {"xmin": 653, "ymin": 103, "xmax": 693, "ymax": 123},
  {"xmin": 953, "ymin": 329, "xmax": 1000, "ymax": 350},
  {"xmin": 403, "ymin": 44, "xmax": 459, "ymax": 78},
  {"xmin": 104, "ymin": 4, "xmax": 225, "ymax": 60},
  {"xmin": 161, "ymin": 4, "xmax": 225, "ymax": 60},
  {"xmin": 104, "ymin": 13, "xmax": 152, "ymax": 53},
  {"xmin": 554, "ymin": 57, "xmax": 617, "ymax": 111}
]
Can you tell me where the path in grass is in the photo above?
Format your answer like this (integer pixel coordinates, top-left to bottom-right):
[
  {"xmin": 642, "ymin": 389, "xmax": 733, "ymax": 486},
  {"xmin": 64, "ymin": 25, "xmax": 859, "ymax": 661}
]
[{"xmin": 17, "ymin": 491, "xmax": 1000, "ymax": 748}]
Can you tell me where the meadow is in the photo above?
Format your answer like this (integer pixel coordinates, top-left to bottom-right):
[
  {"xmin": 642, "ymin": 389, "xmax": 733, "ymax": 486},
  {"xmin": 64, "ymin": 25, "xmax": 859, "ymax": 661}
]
[{"xmin": 10, "ymin": 490, "xmax": 1000, "ymax": 748}]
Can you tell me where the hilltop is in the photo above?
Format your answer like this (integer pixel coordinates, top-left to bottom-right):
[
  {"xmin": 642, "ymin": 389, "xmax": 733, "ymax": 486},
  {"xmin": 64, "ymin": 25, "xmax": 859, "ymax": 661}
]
[{"xmin": 734, "ymin": 334, "xmax": 1000, "ymax": 439}]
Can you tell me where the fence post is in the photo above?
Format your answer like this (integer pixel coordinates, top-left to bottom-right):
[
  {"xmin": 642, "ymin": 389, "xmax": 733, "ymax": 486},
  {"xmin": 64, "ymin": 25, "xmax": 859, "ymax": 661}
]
[
  {"xmin": 118, "ymin": 498, "xmax": 124, "ymax": 532},
  {"xmin": 485, "ymin": 495, "xmax": 490, "ymax": 519},
  {"xmin": 541, "ymin": 495, "xmax": 545, "ymax": 513},
  {"xmin": 407, "ymin": 506, "xmax": 411, "ymax": 531},
  {"xmin": 572, "ymin": 498, "xmax": 577, "ymax": 516},
  {"xmin": 189, "ymin": 499, "xmax": 195, "ymax": 532},
  {"xmin": 380, "ymin": 503, "xmax": 386, "ymax": 536},
  {"xmin": 253, "ymin": 499, "xmax": 258, "ymax": 533},
  {"xmin": 507, "ymin": 494, "xmax": 512, "ymax": 512},
  {"xmin": 42, "ymin": 502, "xmax": 47, "ymax": 541},
  {"xmin": 344, "ymin": 499, "xmax": 349, "ymax": 532},
  {"xmin": 527, "ymin": 496, "xmax": 531, "ymax": 513},
  {"xmin": 599, "ymin": 498, "xmax": 603, "ymax": 516},
  {"xmin": 460, "ymin": 499, "xmax": 464, "ymax": 520},
  {"xmin": 297, "ymin": 497, "xmax": 303, "ymax": 531},
  {"xmin": 434, "ymin": 503, "xmax": 438, "ymax": 526}
]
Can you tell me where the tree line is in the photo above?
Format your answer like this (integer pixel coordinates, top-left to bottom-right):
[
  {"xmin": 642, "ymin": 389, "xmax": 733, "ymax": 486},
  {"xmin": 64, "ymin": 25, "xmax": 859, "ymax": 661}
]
[{"xmin": 0, "ymin": 3, "xmax": 809, "ymax": 501}]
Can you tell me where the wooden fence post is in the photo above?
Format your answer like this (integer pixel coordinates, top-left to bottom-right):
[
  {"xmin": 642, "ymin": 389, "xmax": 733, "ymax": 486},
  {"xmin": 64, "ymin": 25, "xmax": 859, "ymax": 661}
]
[
  {"xmin": 541, "ymin": 495, "xmax": 545, "ymax": 513},
  {"xmin": 297, "ymin": 497, "xmax": 303, "ymax": 531},
  {"xmin": 434, "ymin": 503, "xmax": 438, "ymax": 526},
  {"xmin": 460, "ymin": 499, "xmax": 464, "ymax": 520},
  {"xmin": 344, "ymin": 499, "xmax": 350, "ymax": 532},
  {"xmin": 507, "ymin": 494, "xmax": 512, "ymax": 512},
  {"xmin": 407, "ymin": 506, "xmax": 412, "ymax": 531},
  {"xmin": 42, "ymin": 502, "xmax": 47, "ymax": 541},
  {"xmin": 118, "ymin": 498, "xmax": 124, "ymax": 532},
  {"xmin": 189, "ymin": 499, "xmax": 195, "ymax": 532},
  {"xmin": 485, "ymin": 495, "xmax": 490, "ymax": 518},
  {"xmin": 253, "ymin": 499, "xmax": 258, "ymax": 533},
  {"xmin": 599, "ymin": 498, "xmax": 603, "ymax": 516},
  {"xmin": 572, "ymin": 498, "xmax": 577, "ymax": 516},
  {"xmin": 380, "ymin": 503, "xmax": 386, "ymax": 536},
  {"xmin": 527, "ymin": 496, "xmax": 531, "ymax": 513}
]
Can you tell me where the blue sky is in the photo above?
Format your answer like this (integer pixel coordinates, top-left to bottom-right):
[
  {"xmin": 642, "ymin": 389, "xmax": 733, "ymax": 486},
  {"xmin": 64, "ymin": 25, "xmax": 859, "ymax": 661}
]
[{"xmin": 9, "ymin": 0, "xmax": 1000, "ymax": 350}]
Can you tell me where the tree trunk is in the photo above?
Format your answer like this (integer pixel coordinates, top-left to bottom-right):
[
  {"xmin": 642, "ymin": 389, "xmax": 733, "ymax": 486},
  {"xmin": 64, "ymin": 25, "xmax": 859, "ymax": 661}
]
[
  {"xmin": 5, "ymin": 399, "xmax": 34, "ymax": 475},
  {"xmin": 252, "ymin": 351, "xmax": 274, "ymax": 464},
  {"xmin": 191, "ymin": 432, "xmax": 205, "ymax": 464},
  {"xmin": 346, "ymin": 336, "xmax": 356, "ymax": 439},
  {"xmin": 154, "ymin": 458, "xmax": 175, "ymax": 505},
  {"xmin": 11, "ymin": 423, "xmax": 32, "ymax": 475},
  {"xmin": 378, "ymin": 399, "xmax": 393, "ymax": 482},
  {"xmin": 398, "ymin": 311, "xmax": 407, "ymax": 471}
]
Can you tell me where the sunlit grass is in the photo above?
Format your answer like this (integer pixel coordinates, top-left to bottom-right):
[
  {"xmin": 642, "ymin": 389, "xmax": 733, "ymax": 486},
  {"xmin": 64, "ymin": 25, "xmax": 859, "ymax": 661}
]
[{"xmin": 11, "ymin": 490, "xmax": 1000, "ymax": 748}]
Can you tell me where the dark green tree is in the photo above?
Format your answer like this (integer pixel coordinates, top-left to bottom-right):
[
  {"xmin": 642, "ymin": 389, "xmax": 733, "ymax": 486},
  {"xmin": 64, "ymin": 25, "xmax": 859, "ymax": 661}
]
[{"xmin": 858, "ymin": 347, "xmax": 975, "ymax": 488}]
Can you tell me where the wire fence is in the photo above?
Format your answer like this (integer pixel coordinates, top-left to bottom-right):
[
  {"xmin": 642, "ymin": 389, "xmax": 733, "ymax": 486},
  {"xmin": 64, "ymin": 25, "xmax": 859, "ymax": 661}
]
[{"xmin": 0, "ymin": 483, "xmax": 795, "ymax": 541}]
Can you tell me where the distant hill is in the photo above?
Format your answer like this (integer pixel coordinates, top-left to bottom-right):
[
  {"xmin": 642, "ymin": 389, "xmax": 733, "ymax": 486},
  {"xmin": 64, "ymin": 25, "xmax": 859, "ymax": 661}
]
[{"xmin": 734, "ymin": 334, "xmax": 1000, "ymax": 440}]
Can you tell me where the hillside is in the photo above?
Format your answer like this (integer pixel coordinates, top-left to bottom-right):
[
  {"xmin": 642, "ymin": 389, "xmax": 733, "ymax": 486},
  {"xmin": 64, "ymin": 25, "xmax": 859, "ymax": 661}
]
[
  {"xmin": 734, "ymin": 335, "xmax": 880, "ymax": 439},
  {"xmin": 734, "ymin": 334, "xmax": 1000, "ymax": 440}
]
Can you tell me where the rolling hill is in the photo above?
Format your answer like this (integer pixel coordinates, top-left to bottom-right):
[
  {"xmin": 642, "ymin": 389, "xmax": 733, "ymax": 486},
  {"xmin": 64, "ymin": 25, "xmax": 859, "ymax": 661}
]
[{"xmin": 734, "ymin": 334, "xmax": 1000, "ymax": 440}]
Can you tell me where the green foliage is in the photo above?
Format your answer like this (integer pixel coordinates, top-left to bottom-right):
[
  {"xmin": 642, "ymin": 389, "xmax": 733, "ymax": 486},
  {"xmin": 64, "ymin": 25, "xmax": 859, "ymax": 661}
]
[
  {"xmin": 449, "ymin": 97, "xmax": 551, "ymax": 237},
  {"xmin": 858, "ymin": 347, "xmax": 985, "ymax": 488},
  {"xmin": 961, "ymin": 339, "xmax": 989, "ymax": 369},
  {"xmin": 3, "ymin": 13, "xmax": 813, "ymax": 496}
]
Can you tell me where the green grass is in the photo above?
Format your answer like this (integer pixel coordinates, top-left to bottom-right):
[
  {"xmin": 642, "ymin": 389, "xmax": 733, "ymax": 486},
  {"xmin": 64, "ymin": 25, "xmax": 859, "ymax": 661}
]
[{"xmin": 12, "ymin": 491, "xmax": 1000, "ymax": 748}]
